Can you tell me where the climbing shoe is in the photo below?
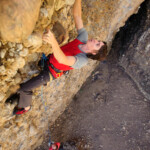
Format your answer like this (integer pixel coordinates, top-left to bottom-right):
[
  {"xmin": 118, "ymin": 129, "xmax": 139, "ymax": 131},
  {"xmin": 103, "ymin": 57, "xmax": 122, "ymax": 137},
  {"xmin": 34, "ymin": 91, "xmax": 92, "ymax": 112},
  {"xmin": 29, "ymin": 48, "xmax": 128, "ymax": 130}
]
[
  {"xmin": 5, "ymin": 93, "xmax": 19, "ymax": 104},
  {"xmin": 13, "ymin": 106, "xmax": 31, "ymax": 115}
]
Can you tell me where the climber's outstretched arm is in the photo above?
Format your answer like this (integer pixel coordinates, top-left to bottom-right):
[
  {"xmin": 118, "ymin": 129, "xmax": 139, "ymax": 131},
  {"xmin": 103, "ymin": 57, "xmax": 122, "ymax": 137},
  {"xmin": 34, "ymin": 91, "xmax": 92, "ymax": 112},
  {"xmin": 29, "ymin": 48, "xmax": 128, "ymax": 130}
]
[{"xmin": 73, "ymin": 0, "xmax": 84, "ymax": 30}]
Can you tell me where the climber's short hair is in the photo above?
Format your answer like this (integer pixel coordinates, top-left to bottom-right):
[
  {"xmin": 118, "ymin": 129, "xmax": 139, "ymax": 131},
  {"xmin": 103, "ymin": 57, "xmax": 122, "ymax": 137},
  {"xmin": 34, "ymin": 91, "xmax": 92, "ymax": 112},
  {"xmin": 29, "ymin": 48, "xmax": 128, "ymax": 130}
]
[{"xmin": 87, "ymin": 42, "xmax": 108, "ymax": 61}]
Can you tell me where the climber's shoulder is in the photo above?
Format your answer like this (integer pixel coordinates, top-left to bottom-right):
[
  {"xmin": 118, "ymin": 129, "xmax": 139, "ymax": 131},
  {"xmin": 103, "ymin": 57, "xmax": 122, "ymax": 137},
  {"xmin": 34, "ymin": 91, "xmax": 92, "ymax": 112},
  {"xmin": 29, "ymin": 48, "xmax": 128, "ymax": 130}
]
[{"xmin": 77, "ymin": 28, "xmax": 88, "ymax": 43}]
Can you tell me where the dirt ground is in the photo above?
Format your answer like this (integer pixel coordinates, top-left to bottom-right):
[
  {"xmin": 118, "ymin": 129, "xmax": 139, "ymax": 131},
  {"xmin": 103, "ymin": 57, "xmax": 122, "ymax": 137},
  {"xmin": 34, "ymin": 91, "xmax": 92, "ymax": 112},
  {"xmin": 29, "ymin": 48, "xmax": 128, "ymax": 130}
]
[{"xmin": 36, "ymin": 60, "xmax": 150, "ymax": 150}]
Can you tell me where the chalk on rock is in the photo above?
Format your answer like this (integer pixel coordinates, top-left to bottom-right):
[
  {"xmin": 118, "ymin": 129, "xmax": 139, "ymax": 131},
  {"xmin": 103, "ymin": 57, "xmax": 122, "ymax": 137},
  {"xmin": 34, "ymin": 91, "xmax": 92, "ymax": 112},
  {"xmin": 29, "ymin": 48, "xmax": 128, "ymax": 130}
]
[
  {"xmin": 40, "ymin": 8, "xmax": 48, "ymax": 17},
  {"xmin": 23, "ymin": 33, "xmax": 42, "ymax": 49}
]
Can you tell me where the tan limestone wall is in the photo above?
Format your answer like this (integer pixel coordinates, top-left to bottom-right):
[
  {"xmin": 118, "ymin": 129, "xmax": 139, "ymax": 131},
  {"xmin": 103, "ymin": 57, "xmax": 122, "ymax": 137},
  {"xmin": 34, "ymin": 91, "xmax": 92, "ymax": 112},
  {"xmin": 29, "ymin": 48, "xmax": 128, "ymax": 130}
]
[{"xmin": 0, "ymin": 0, "xmax": 144, "ymax": 149}]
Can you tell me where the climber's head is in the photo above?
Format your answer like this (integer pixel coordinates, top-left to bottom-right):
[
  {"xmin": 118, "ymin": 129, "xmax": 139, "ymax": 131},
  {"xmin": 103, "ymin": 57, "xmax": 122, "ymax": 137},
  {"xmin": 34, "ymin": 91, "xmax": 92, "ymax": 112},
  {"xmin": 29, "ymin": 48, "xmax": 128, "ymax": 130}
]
[
  {"xmin": 86, "ymin": 40, "xmax": 107, "ymax": 61},
  {"xmin": 86, "ymin": 39, "xmax": 105, "ymax": 55}
]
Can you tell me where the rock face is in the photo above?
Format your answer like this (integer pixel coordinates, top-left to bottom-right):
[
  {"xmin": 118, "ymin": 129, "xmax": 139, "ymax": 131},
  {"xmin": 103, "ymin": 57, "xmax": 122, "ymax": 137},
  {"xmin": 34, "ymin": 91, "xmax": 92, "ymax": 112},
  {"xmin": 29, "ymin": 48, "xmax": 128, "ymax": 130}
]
[
  {"xmin": 82, "ymin": 0, "xmax": 144, "ymax": 48},
  {"xmin": 0, "ymin": 0, "xmax": 145, "ymax": 150},
  {"xmin": 111, "ymin": 0, "xmax": 150, "ymax": 99},
  {"xmin": 0, "ymin": 0, "xmax": 41, "ymax": 42}
]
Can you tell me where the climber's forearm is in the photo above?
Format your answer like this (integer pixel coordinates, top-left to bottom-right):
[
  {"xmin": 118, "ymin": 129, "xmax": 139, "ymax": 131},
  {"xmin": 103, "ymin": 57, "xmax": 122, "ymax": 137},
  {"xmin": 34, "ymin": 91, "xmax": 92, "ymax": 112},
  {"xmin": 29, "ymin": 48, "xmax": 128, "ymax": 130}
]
[
  {"xmin": 51, "ymin": 40, "xmax": 68, "ymax": 64},
  {"xmin": 42, "ymin": 30, "xmax": 76, "ymax": 66},
  {"xmin": 73, "ymin": 0, "xmax": 82, "ymax": 18},
  {"xmin": 51, "ymin": 40, "xmax": 76, "ymax": 66},
  {"xmin": 73, "ymin": 0, "xmax": 83, "ymax": 30}
]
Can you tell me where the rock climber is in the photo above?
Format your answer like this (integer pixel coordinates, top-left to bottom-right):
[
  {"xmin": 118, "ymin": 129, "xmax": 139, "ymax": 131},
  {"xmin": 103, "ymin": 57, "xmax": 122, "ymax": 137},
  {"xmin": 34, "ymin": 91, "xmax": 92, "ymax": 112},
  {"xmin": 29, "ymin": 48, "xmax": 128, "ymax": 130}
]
[{"xmin": 6, "ymin": 0, "xmax": 107, "ymax": 115}]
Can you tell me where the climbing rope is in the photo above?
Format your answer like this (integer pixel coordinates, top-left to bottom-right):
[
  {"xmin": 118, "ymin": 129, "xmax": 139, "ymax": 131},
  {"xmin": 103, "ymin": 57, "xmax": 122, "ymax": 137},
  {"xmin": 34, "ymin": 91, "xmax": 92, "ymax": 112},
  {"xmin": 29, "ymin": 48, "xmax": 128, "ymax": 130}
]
[{"xmin": 40, "ymin": 53, "xmax": 52, "ymax": 147}]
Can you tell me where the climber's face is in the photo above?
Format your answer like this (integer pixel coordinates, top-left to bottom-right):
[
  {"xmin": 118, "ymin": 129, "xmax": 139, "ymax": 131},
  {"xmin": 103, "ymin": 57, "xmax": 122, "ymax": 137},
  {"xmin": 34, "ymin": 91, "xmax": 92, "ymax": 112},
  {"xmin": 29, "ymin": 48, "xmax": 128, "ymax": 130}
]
[{"xmin": 87, "ymin": 39, "xmax": 104, "ymax": 55}]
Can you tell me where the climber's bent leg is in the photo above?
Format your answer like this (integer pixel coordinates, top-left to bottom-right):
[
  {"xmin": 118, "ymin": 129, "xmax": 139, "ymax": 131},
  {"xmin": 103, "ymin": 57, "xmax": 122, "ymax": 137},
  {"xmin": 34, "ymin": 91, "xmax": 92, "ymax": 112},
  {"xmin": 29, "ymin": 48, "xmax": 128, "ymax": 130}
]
[{"xmin": 18, "ymin": 69, "xmax": 51, "ymax": 108}]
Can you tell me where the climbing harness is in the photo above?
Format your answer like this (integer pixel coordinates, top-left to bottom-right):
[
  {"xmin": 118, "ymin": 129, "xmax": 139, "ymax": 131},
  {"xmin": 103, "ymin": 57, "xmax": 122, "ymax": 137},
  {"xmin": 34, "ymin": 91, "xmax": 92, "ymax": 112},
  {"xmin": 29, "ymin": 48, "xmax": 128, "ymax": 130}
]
[
  {"xmin": 40, "ymin": 53, "xmax": 61, "ymax": 149},
  {"xmin": 48, "ymin": 63, "xmax": 64, "ymax": 78},
  {"xmin": 47, "ymin": 55, "xmax": 69, "ymax": 79}
]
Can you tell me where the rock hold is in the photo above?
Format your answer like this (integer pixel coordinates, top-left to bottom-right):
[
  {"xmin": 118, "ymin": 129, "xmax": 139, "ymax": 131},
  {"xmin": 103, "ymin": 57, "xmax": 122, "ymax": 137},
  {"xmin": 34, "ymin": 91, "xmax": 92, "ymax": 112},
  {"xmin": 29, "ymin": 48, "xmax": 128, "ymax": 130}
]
[
  {"xmin": 23, "ymin": 33, "xmax": 42, "ymax": 50},
  {"xmin": 55, "ymin": 0, "xmax": 66, "ymax": 11},
  {"xmin": 7, "ymin": 58, "xmax": 15, "ymax": 63},
  {"xmin": 14, "ymin": 75, "xmax": 22, "ymax": 84},
  {"xmin": 16, "ymin": 44, "xmax": 23, "ymax": 51},
  {"xmin": 0, "ymin": 66, "xmax": 6, "ymax": 75},
  {"xmin": 9, "ymin": 52, "xmax": 14, "ymax": 57},
  {"xmin": 8, "ymin": 42, "xmax": 16, "ymax": 48},
  {"xmin": 27, "ymin": 53, "xmax": 39, "ymax": 62},
  {"xmin": 9, "ymin": 48, "xmax": 15, "ymax": 53},
  {"xmin": 0, "ymin": 49, "xmax": 6, "ymax": 59},
  {"xmin": 66, "ymin": 0, "xmax": 75, "ymax": 6},
  {"xmin": 10, "ymin": 57, "xmax": 25, "ymax": 71},
  {"xmin": 40, "ymin": 8, "xmax": 49, "ymax": 18},
  {"xmin": 0, "ymin": 91, "xmax": 5, "ymax": 102},
  {"xmin": 19, "ymin": 48, "xmax": 29, "ymax": 57}
]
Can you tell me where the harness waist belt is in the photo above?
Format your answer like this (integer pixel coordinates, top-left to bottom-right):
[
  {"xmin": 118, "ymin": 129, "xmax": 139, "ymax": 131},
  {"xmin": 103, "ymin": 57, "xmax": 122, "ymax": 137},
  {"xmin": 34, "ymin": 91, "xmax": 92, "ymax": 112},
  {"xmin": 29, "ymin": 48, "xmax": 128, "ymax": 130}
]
[
  {"xmin": 49, "ymin": 63, "xmax": 62, "ymax": 73},
  {"xmin": 47, "ymin": 62, "xmax": 69, "ymax": 78}
]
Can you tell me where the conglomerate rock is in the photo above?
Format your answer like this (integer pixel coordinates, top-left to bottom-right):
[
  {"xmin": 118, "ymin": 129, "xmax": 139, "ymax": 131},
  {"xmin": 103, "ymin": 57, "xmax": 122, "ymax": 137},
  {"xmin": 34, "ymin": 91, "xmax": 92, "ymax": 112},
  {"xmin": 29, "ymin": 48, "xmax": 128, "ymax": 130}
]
[
  {"xmin": 0, "ymin": 0, "xmax": 145, "ymax": 150},
  {"xmin": 0, "ymin": 0, "xmax": 41, "ymax": 42}
]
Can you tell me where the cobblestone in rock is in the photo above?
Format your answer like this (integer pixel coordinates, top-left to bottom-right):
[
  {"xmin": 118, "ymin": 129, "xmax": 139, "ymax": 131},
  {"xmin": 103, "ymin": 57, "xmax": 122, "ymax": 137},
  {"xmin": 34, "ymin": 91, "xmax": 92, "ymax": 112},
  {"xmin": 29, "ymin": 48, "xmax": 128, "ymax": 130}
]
[
  {"xmin": 19, "ymin": 48, "xmax": 29, "ymax": 57},
  {"xmin": 0, "ymin": 49, "xmax": 6, "ymax": 58},
  {"xmin": 16, "ymin": 43, "xmax": 23, "ymax": 50},
  {"xmin": 8, "ymin": 42, "xmax": 16, "ymax": 48}
]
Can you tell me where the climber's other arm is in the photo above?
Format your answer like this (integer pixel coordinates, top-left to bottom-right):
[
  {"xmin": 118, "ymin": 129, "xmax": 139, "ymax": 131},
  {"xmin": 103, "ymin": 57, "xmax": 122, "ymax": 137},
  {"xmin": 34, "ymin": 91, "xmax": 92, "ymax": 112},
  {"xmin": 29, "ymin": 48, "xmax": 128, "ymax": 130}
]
[
  {"xmin": 42, "ymin": 30, "xmax": 76, "ymax": 66},
  {"xmin": 73, "ymin": 0, "xmax": 83, "ymax": 30}
]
